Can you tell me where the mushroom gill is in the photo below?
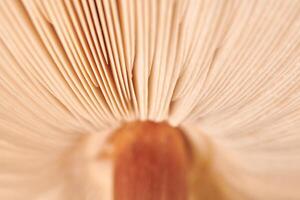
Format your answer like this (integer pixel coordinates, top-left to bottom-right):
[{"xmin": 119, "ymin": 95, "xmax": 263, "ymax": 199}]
[{"xmin": 0, "ymin": 0, "xmax": 300, "ymax": 200}]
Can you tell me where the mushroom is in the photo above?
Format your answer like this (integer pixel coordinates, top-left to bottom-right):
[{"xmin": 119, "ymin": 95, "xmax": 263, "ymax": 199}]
[{"xmin": 0, "ymin": 0, "xmax": 300, "ymax": 199}]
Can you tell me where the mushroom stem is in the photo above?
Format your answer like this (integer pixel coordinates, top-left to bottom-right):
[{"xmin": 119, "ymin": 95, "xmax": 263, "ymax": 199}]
[{"xmin": 112, "ymin": 121, "xmax": 190, "ymax": 200}]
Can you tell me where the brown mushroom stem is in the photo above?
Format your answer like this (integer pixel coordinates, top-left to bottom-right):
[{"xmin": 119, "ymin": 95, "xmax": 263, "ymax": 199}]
[{"xmin": 112, "ymin": 121, "xmax": 191, "ymax": 200}]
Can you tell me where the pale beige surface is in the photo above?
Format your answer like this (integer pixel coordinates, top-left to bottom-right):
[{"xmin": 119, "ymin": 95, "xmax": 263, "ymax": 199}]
[{"xmin": 0, "ymin": 0, "xmax": 300, "ymax": 199}]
